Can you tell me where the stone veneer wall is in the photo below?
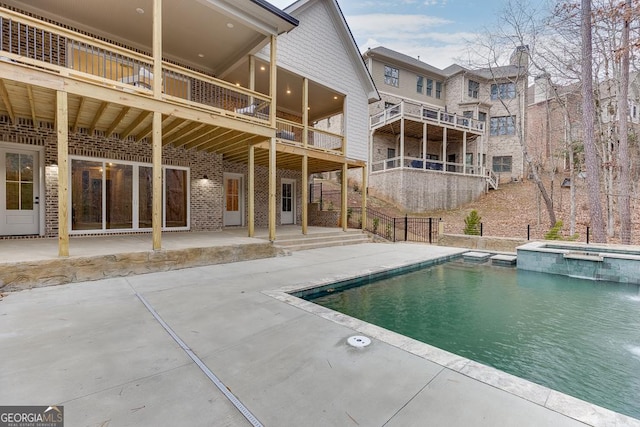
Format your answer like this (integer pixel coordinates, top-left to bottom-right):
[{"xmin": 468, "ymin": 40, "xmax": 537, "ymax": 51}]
[
  {"xmin": 369, "ymin": 168, "xmax": 486, "ymax": 211},
  {"xmin": 0, "ymin": 115, "xmax": 303, "ymax": 236}
]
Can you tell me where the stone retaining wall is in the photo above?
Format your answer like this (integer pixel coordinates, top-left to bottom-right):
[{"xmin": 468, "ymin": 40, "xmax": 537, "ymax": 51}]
[{"xmin": 438, "ymin": 233, "xmax": 528, "ymax": 253}]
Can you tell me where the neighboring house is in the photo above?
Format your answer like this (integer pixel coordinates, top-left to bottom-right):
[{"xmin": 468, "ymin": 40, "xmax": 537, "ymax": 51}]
[
  {"xmin": 0, "ymin": 0, "xmax": 377, "ymax": 252},
  {"xmin": 527, "ymin": 72, "xmax": 640, "ymax": 176},
  {"xmin": 362, "ymin": 46, "xmax": 527, "ymax": 211}
]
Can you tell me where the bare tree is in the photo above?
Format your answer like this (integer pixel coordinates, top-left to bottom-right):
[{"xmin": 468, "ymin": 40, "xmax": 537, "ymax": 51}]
[
  {"xmin": 616, "ymin": 0, "xmax": 632, "ymax": 244},
  {"xmin": 582, "ymin": 0, "xmax": 607, "ymax": 242}
]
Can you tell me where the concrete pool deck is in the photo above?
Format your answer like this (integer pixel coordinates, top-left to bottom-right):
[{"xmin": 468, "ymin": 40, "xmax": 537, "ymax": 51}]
[{"xmin": 1, "ymin": 243, "xmax": 639, "ymax": 426}]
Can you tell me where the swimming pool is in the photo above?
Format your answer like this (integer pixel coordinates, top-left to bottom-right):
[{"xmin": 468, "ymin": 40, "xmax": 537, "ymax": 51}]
[{"xmin": 300, "ymin": 259, "xmax": 640, "ymax": 420}]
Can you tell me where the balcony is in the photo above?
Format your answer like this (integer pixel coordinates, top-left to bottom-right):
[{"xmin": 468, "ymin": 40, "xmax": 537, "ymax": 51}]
[
  {"xmin": 371, "ymin": 100, "xmax": 485, "ymax": 134},
  {"xmin": 0, "ymin": 6, "xmax": 348, "ymax": 162}
]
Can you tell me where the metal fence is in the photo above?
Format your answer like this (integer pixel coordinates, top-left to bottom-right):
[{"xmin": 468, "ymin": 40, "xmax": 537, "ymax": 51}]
[
  {"xmin": 348, "ymin": 207, "xmax": 439, "ymax": 244},
  {"xmin": 309, "ymin": 183, "xmax": 341, "ymax": 211}
]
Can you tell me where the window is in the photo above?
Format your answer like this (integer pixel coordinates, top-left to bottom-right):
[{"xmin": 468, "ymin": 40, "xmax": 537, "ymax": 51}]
[
  {"xmin": 463, "ymin": 111, "xmax": 473, "ymax": 119},
  {"xmin": 490, "ymin": 116, "xmax": 516, "ymax": 135},
  {"xmin": 490, "ymin": 82, "xmax": 516, "ymax": 100},
  {"xmin": 435, "ymin": 81, "xmax": 442, "ymax": 99},
  {"xmin": 384, "ymin": 65, "xmax": 399, "ymax": 87},
  {"xmin": 492, "ymin": 156, "xmax": 512, "ymax": 173},
  {"xmin": 426, "ymin": 79, "xmax": 433, "ymax": 96},
  {"xmin": 71, "ymin": 158, "xmax": 189, "ymax": 232},
  {"xmin": 465, "ymin": 153, "xmax": 474, "ymax": 165},
  {"xmin": 417, "ymin": 76, "xmax": 424, "ymax": 94},
  {"xmin": 478, "ymin": 111, "xmax": 487, "ymax": 122},
  {"xmin": 386, "ymin": 148, "xmax": 396, "ymax": 168},
  {"xmin": 468, "ymin": 80, "xmax": 480, "ymax": 99}
]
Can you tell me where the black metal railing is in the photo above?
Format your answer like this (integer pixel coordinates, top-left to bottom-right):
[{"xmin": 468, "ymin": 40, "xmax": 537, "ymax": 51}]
[
  {"xmin": 348, "ymin": 207, "xmax": 439, "ymax": 243},
  {"xmin": 310, "ymin": 183, "xmax": 341, "ymax": 211}
]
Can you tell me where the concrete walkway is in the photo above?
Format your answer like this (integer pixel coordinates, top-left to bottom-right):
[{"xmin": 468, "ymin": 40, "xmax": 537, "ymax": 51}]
[{"xmin": 1, "ymin": 243, "xmax": 638, "ymax": 426}]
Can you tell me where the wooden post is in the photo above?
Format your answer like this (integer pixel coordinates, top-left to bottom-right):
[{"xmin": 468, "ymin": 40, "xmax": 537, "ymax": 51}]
[
  {"xmin": 302, "ymin": 77, "xmax": 308, "ymax": 148},
  {"xmin": 341, "ymin": 163, "xmax": 348, "ymax": 231},
  {"xmin": 248, "ymin": 144, "xmax": 255, "ymax": 237},
  {"xmin": 152, "ymin": 0, "xmax": 162, "ymax": 99},
  {"xmin": 442, "ymin": 127, "xmax": 447, "ymax": 170},
  {"xmin": 361, "ymin": 166, "xmax": 367, "ymax": 231},
  {"xmin": 422, "ymin": 122, "xmax": 427, "ymax": 168},
  {"xmin": 152, "ymin": 111, "xmax": 162, "ymax": 250},
  {"xmin": 302, "ymin": 154, "xmax": 308, "ymax": 234},
  {"xmin": 56, "ymin": 91, "xmax": 69, "ymax": 257},
  {"xmin": 269, "ymin": 137, "xmax": 276, "ymax": 241},
  {"xmin": 462, "ymin": 131, "xmax": 467, "ymax": 174},
  {"xmin": 269, "ymin": 35, "xmax": 277, "ymax": 128},
  {"xmin": 151, "ymin": 0, "xmax": 162, "ymax": 250}
]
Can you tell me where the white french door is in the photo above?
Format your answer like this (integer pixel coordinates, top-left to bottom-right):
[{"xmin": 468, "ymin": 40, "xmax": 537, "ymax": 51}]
[{"xmin": 0, "ymin": 146, "xmax": 40, "ymax": 236}]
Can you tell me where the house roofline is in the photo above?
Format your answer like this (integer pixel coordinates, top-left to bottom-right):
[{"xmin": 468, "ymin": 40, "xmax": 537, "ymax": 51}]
[{"xmin": 251, "ymin": 0, "xmax": 299, "ymax": 29}]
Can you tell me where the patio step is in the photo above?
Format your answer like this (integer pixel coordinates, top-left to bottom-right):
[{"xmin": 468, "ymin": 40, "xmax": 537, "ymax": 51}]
[{"xmin": 273, "ymin": 230, "xmax": 371, "ymax": 251}]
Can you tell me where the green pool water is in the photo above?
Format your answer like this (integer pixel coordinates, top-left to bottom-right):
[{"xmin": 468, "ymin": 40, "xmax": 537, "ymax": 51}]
[{"xmin": 305, "ymin": 260, "xmax": 640, "ymax": 420}]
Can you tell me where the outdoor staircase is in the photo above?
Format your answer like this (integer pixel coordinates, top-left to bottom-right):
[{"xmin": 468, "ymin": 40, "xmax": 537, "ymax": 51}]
[
  {"xmin": 273, "ymin": 229, "xmax": 371, "ymax": 251},
  {"xmin": 486, "ymin": 170, "xmax": 499, "ymax": 190}
]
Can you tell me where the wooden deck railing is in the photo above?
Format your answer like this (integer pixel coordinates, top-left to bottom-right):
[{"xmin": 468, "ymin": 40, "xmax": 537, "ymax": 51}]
[
  {"xmin": 0, "ymin": 7, "xmax": 271, "ymax": 124},
  {"xmin": 276, "ymin": 118, "xmax": 344, "ymax": 154},
  {"xmin": 371, "ymin": 100, "xmax": 485, "ymax": 133}
]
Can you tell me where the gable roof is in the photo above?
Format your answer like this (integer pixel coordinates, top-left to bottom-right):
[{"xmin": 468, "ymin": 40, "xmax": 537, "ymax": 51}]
[
  {"xmin": 284, "ymin": 0, "xmax": 379, "ymax": 103},
  {"xmin": 364, "ymin": 46, "xmax": 446, "ymax": 78}
]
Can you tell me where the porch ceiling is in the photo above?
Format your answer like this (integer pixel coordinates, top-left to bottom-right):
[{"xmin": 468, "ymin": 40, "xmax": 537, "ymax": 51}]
[
  {"xmin": 0, "ymin": 78, "xmax": 269, "ymax": 156},
  {"xmin": 5, "ymin": 0, "xmax": 296, "ymax": 76}
]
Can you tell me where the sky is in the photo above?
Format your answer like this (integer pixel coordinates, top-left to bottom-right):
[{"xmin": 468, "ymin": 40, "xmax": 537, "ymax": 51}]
[{"xmin": 267, "ymin": 0, "xmax": 507, "ymax": 70}]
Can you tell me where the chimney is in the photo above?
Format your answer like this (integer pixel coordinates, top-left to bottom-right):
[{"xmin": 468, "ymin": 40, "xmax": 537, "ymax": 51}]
[
  {"xmin": 534, "ymin": 73, "xmax": 551, "ymax": 103},
  {"xmin": 510, "ymin": 45, "xmax": 529, "ymax": 68}
]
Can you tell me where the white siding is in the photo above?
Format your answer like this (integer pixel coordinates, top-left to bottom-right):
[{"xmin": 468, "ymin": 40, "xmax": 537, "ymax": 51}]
[{"xmin": 275, "ymin": 1, "xmax": 371, "ymax": 161}]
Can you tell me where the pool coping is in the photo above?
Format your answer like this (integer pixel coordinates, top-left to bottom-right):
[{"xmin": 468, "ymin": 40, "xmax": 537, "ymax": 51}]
[{"xmin": 264, "ymin": 252, "xmax": 640, "ymax": 427}]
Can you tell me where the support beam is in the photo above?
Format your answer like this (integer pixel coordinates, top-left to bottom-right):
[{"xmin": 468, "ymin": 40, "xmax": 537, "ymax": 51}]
[
  {"xmin": 106, "ymin": 106, "xmax": 131, "ymax": 138},
  {"xmin": 27, "ymin": 86, "xmax": 38, "ymax": 128},
  {"xmin": 422, "ymin": 122, "xmax": 427, "ymax": 166},
  {"xmin": 269, "ymin": 137, "xmax": 276, "ymax": 241},
  {"xmin": 341, "ymin": 163, "xmax": 348, "ymax": 231},
  {"xmin": 442, "ymin": 127, "xmax": 447, "ymax": 171},
  {"xmin": 400, "ymin": 109, "xmax": 405, "ymax": 167},
  {"xmin": 56, "ymin": 91, "xmax": 69, "ymax": 257},
  {"xmin": 248, "ymin": 144, "xmax": 255, "ymax": 237},
  {"xmin": 88, "ymin": 101, "xmax": 109, "ymax": 135},
  {"xmin": 0, "ymin": 79, "xmax": 15, "ymax": 124},
  {"xmin": 269, "ymin": 35, "xmax": 277, "ymax": 128},
  {"xmin": 152, "ymin": 0, "xmax": 162, "ymax": 100},
  {"xmin": 462, "ymin": 131, "xmax": 467, "ymax": 174},
  {"xmin": 71, "ymin": 97, "xmax": 85, "ymax": 133},
  {"xmin": 152, "ymin": 111, "xmax": 162, "ymax": 250},
  {"xmin": 361, "ymin": 166, "xmax": 367, "ymax": 231},
  {"xmin": 302, "ymin": 154, "xmax": 308, "ymax": 234},
  {"xmin": 302, "ymin": 78, "xmax": 309, "ymax": 148}
]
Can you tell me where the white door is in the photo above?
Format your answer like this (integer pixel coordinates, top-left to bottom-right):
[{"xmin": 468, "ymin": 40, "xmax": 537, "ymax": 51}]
[
  {"xmin": 0, "ymin": 147, "xmax": 39, "ymax": 235},
  {"xmin": 281, "ymin": 179, "xmax": 295, "ymax": 225},
  {"xmin": 223, "ymin": 173, "xmax": 243, "ymax": 226}
]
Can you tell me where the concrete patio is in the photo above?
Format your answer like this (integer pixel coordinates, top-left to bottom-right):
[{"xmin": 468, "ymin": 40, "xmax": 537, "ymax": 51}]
[{"xmin": 1, "ymin": 243, "xmax": 638, "ymax": 426}]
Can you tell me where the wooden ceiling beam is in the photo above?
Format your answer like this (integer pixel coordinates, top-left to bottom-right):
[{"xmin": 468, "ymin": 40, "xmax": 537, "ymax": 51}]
[
  {"xmin": 120, "ymin": 110, "xmax": 151, "ymax": 139},
  {"xmin": 183, "ymin": 127, "xmax": 230, "ymax": 150},
  {"xmin": 88, "ymin": 101, "xmax": 109, "ymax": 135},
  {"xmin": 71, "ymin": 97, "xmax": 85, "ymax": 133},
  {"xmin": 162, "ymin": 122, "xmax": 204, "ymax": 146},
  {"xmin": 26, "ymin": 85, "xmax": 38, "ymax": 128},
  {"xmin": 0, "ymin": 79, "xmax": 15, "ymax": 124},
  {"xmin": 106, "ymin": 106, "xmax": 131, "ymax": 138}
]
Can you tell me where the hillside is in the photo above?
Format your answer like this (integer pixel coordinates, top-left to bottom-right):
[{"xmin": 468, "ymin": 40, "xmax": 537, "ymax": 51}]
[{"xmin": 317, "ymin": 176, "xmax": 640, "ymax": 245}]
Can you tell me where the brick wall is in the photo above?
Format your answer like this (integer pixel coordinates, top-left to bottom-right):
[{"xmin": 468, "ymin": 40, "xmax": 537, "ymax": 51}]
[{"xmin": 0, "ymin": 115, "xmax": 306, "ymax": 236}]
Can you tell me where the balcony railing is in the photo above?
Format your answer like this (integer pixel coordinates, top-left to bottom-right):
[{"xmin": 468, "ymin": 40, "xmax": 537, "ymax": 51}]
[
  {"xmin": 371, "ymin": 155, "xmax": 484, "ymax": 176},
  {"xmin": 371, "ymin": 100, "xmax": 485, "ymax": 133},
  {"xmin": 276, "ymin": 118, "xmax": 344, "ymax": 154},
  {"xmin": 0, "ymin": 8, "xmax": 271, "ymax": 124}
]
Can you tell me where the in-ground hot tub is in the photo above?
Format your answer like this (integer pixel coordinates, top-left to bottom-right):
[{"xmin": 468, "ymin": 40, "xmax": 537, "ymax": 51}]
[{"xmin": 517, "ymin": 241, "xmax": 640, "ymax": 284}]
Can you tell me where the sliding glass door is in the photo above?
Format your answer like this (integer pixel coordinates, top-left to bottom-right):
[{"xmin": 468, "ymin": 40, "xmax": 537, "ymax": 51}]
[{"xmin": 71, "ymin": 157, "xmax": 189, "ymax": 233}]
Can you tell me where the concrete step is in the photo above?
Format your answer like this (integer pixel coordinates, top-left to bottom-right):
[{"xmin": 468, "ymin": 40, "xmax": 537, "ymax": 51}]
[{"xmin": 274, "ymin": 231, "xmax": 371, "ymax": 251}]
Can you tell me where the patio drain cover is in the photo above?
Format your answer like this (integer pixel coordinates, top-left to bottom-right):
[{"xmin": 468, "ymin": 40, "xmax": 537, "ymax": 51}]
[{"xmin": 347, "ymin": 335, "xmax": 371, "ymax": 348}]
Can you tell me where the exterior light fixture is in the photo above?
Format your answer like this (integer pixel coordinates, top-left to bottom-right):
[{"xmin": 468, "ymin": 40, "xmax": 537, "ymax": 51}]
[{"xmin": 135, "ymin": 7, "xmax": 144, "ymax": 14}]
